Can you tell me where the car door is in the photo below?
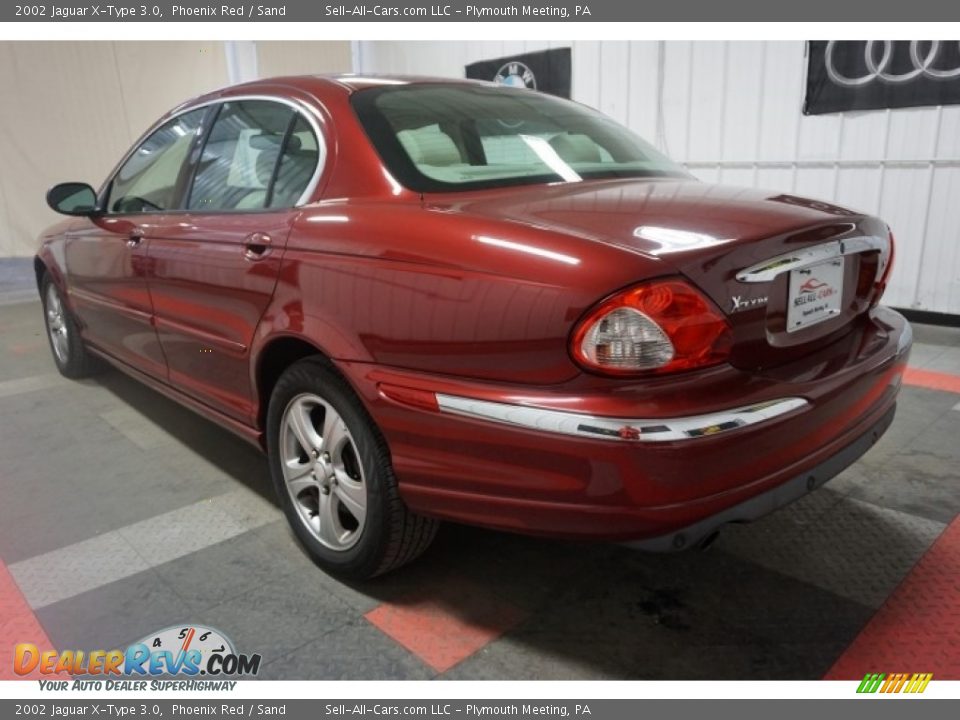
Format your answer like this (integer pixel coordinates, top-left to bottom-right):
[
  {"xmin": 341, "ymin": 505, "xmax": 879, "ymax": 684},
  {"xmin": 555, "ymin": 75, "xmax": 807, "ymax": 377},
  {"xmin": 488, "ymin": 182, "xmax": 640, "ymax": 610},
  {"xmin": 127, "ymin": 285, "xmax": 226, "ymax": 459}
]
[
  {"xmin": 63, "ymin": 109, "xmax": 207, "ymax": 377},
  {"xmin": 147, "ymin": 99, "xmax": 322, "ymax": 423}
]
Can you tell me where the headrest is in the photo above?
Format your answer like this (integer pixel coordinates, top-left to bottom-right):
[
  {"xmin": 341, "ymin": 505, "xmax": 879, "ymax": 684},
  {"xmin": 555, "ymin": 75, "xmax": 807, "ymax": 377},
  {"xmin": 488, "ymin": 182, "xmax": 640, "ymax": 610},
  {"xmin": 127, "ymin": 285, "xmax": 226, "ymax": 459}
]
[
  {"xmin": 250, "ymin": 133, "xmax": 302, "ymax": 152},
  {"xmin": 548, "ymin": 133, "xmax": 601, "ymax": 164},
  {"xmin": 397, "ymin": 127, "xmax": 462, "ymax": 166}
]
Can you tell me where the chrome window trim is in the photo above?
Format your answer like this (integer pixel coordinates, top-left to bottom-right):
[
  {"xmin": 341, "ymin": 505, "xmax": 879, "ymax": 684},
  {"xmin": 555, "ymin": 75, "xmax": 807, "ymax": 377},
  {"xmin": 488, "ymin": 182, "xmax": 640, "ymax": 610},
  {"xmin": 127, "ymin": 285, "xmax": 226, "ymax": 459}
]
[
  {"xmin": 736, "ymin": 235, "xmax": 889, "ymax": 284},
  {"xmin": 435, "ymin": 394, "xmax": 809, "ymax": 443},
  {"xmin": 101, "ymin": 93, "xmax": 327, "ymax": 212}
]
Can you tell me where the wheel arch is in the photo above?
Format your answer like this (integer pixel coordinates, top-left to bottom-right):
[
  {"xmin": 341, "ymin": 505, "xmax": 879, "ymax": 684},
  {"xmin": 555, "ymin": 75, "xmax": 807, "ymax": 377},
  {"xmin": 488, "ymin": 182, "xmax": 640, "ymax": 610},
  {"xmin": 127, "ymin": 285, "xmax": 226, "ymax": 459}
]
[
  {"xmin": 34, "ymin": 255, "xmax": 48, "ymax": 289},
  {"xmin": 254, "ymin": 334, "xmax": 337, "ymax": 433},
  {"xmin": 34, "ymin": 249, "xmax": 68, "ymax": 298}
]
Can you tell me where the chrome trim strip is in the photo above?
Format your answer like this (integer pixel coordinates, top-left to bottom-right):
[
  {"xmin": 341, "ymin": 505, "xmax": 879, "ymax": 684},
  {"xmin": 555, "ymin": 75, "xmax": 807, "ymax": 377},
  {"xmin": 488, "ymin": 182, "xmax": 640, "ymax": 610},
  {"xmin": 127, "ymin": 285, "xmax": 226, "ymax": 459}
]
[
  {"xmin": 736, "ymin": 235, "xmax": 889, "ymax": 283},
  {"xmin": 435, "ymin": 394, "xmax": 809, "ymax": 443},
  {"xmin": 897, "ymin": 317, "xmax": 913, "ymax": 354},
  {"xmin": 100, "ymin": 93, "xmax": 327, "ymax": 210}
]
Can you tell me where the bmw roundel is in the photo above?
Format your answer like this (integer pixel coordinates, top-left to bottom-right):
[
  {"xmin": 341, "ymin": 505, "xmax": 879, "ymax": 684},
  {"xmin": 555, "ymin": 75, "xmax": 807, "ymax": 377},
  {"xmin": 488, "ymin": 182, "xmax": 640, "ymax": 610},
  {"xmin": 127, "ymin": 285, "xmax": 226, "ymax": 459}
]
[{"xmin": 494, "ymin": 61, "xmax": 537, "ymax": 89}]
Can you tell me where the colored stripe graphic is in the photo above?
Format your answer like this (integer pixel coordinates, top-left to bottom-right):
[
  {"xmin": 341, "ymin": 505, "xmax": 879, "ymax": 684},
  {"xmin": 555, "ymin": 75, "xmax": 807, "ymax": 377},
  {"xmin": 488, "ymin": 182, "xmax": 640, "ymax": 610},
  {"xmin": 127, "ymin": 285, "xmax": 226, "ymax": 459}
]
[
  {"xmin": 364, "ymin": 576, "xmax": 528, "ymax": 673},
  {"xmin": 856, "ymin": 673, "xmax": 885, "ymax": 693},
  {"xmin": 856, "ymin": 672, "xmax": 933, "ymax": 693},
  {"xmin": 903, "ymin": 368, "xmax": 960, "ymax": 394},
  {"xmin": 827, "ymin": 517, "xmax": 960, "ymax": 680},
  {"xmin": 0, "ymin": 558, "xmax": 59, "ymax": 680}
]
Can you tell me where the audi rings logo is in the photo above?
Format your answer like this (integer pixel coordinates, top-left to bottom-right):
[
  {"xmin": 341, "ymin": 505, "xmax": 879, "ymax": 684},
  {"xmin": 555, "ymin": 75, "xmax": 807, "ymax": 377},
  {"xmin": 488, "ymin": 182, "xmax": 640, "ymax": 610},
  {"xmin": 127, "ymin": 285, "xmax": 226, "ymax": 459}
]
[{"xmin": 825, "ymin": 40, "xmax": 960, "ymax": 87}]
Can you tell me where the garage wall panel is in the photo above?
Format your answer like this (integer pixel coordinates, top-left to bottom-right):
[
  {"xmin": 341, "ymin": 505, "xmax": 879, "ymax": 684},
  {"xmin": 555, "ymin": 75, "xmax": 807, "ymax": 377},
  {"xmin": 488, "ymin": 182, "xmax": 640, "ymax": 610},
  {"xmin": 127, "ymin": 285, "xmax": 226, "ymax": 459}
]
[
  {"xmin": 686, "ymin": 43, "xmax": 727, "ymax": 164},
  {"xmin": 356, "ymin": 40, "xmax": 960, "ymax": 314},
  {"xmin": 756, "ymin": 42, "xmax": 804, "ymax": 163},
  {"xmin": 597, "ymin": 42, "xmax": 630, "ymax": 126},
  {"xmin": 694, "ymin": 166, "xmax": 720, "ymax": 184},
  {"xmin": 255, "ymin": 41, "xmax": 352, "ymax": 78},
  {"xmin": 797, "ymin": 113, "xmax": 843, "ymax": 162},
  {"xmin": 755, "ymin": 167, "xmax": 794, "ymax": 194},
  {"xmin": 919, "ymin": 168, "xmax": 960, "ymax": 313},
  {"xmin": 794, "ymin": 167, "xmax": 836, "ymax": 203},
  {"xmin": 721, "ymin": 42, "xmax": 765, "ymax": 162},
  {"xmin": 660, "ymin": 42, "xmax": 693, "ymax": 161},
  {"xmin": 937, "ymin": 106, "xmax": 960, "ymax": 158},
  {"xmin": 838, "ymin": 112, "xmax": 887, "ymax": 162},
  {"xmin": 0, "ymin": 43, "xmax": 137, "ymax": 257},
  {"xmin": 112, "ymin": 42, "xmax": 229, "ymax": 139},
  {"xmin": 886, "ymin": 107, "xmax": 940, "ymax": 161},
  {"xmin": 626, "ymin": 42, "xmax": 660, "ymax": 141},
  {"xmin": 880, "ymin": 168, "xmax": 934, "ymax": 309},
  {"xmin": 572, "ymin": 41, "xmax": 602, "ymax": 109},
  {"xmin": 718, "ymin": 167, "xmax": 756, "ymax": 188},
  {"xmin": 835, "ymin": 167, "xmax": 882, "ymax": 217}
]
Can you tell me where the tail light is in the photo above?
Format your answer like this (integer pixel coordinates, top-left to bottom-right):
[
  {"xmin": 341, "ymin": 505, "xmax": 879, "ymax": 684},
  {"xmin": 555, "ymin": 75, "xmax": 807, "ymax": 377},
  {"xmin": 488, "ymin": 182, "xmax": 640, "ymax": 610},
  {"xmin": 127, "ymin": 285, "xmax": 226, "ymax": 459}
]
[
  {"xmin": 871, "ymin": 230, "xmax": 895, "ymax": 307},
  {"xmin": 571, "ymin": 278, "xmax": 733, "ymax": 375}
]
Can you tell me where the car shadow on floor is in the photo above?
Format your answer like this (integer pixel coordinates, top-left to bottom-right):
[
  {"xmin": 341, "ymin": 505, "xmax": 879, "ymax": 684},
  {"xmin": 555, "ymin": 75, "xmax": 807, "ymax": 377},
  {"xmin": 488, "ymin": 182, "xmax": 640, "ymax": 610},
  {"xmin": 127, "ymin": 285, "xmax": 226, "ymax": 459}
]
[
  {"xmin": 91, "ymin": 365, "xmax": 276, "ymax": 506},
  {"xmin": 85, "ymin": 363, "xmax": 932, "ymax": 680},
  {"xmin": 324, "ymin": 499, "xmax": 929, "ymax": 679}
]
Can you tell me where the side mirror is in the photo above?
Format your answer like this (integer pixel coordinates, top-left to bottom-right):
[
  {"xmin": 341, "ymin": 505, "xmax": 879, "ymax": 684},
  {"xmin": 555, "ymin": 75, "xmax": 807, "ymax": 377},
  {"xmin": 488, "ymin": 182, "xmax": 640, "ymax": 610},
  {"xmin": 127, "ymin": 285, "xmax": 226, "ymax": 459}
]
[{"xmin": 46, "ymin": 182, "xmax": 100, "ymax": 217}]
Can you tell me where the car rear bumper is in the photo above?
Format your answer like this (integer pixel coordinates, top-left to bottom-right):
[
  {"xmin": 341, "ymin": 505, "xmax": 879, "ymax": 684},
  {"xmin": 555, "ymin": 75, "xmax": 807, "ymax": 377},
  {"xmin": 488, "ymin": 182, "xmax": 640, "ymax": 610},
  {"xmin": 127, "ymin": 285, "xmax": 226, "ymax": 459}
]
[
  {"xmin": 339, "ymin": 306, "xmax": 911, "ymax": 543},
  {"xmin": 627, "ymin": 402, "xmax": 896, "ymax": 550}
]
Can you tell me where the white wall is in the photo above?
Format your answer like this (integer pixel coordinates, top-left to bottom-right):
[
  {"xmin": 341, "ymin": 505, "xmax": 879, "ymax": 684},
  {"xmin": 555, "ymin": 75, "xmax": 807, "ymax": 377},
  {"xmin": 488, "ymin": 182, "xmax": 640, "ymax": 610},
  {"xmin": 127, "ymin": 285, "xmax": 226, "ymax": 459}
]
[
  {"xmin": 0, "ymin": 42, "xmax": 231, "ymax": 258},
  {"xmin": 357, "ymin": 41, "xmax": 960, "ymax": 315}
]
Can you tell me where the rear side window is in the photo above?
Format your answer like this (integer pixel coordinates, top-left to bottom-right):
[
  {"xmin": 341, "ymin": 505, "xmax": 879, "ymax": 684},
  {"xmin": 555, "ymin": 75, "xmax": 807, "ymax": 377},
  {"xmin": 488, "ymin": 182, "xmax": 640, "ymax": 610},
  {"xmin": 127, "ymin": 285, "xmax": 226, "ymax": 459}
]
[
  {"xmin": 268, "ymin": 116, "xmax": 320, "ymax": 208},
  {"xmin": 352, "ymin": 84, "xmax": 689, "ymax": 193},
  {"xmin": 186, "ymin": 101, "xmax": 320, "ymax": 212},
  {"xmin": 107, "ymin": 109, "xmax": 205, "ymax": 214}
]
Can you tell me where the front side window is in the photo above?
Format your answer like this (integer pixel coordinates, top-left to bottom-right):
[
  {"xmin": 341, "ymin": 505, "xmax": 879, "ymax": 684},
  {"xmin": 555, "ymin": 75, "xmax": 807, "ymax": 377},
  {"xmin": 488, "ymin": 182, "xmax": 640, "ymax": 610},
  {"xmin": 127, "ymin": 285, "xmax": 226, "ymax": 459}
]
[
  {"xmin": 106, "ymin": 109, "xmax": 205, "ymax": 214},
  {"xmin": 352, "ymin": 84, "xmax": 690, "ymax": 192},
  {"xmin": 187, "ymin": 100, "xmax": 316, "ymax": 212}
]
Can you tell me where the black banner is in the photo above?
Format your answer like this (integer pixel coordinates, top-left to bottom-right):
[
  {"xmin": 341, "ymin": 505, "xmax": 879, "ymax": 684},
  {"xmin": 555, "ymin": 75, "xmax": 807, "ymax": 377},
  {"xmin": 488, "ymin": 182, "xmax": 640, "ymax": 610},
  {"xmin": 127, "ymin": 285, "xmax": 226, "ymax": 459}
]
[
  {"xmin": 0, "ymin": 699, "xmax": 958, "ymax": 720},
  {"xmin": 805, "ymin": 40, "xmax": 960, "ymax": 115},
  {"xmin": 466, "ymin": 48, "xmax": 572, "ymax": 98},
  {"xmin": 4, "ymin": 1, "xmax": 960, "ymax": 22}
]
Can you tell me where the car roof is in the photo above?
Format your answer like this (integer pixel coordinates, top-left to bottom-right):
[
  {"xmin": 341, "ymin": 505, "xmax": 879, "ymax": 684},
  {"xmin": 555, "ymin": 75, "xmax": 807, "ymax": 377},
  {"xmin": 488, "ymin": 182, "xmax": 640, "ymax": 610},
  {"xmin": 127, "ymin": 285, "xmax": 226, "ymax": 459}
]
[
  {"xmin": 321, "ymin": 74, "xmax": 498, "ymax": 91},
  {"xmin": 201, "ymin": 73, "xmax": 493, "ymax": 99},
  {"xmin": 159, "ymin": 74, "xmax": 502, "ymax": 130}
]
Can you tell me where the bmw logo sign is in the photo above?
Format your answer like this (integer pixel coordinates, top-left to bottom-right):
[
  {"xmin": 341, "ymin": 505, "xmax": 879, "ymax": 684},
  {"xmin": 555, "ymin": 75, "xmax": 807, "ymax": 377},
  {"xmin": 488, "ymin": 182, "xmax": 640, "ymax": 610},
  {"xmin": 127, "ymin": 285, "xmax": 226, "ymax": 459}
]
[{"xmin": 494, "ymin": 61, "xmax": 537, "ymax": 90}]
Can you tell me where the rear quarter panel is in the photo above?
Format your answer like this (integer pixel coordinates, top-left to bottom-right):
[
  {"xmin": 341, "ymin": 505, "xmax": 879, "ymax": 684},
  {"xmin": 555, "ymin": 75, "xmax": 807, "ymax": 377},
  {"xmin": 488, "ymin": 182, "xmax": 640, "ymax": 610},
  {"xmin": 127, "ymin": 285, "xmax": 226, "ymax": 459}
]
[{"xmin": 254, "ymin": 201, "xmax": 669, "ymax": 385}]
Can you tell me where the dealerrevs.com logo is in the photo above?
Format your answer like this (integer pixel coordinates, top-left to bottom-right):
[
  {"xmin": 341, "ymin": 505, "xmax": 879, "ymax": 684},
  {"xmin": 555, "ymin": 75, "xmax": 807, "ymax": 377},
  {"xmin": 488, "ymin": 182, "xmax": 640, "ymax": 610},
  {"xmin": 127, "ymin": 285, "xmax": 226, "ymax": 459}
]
[{"xmin": 14, "ymin": 625, "xmax": 261, "ymax": 683}]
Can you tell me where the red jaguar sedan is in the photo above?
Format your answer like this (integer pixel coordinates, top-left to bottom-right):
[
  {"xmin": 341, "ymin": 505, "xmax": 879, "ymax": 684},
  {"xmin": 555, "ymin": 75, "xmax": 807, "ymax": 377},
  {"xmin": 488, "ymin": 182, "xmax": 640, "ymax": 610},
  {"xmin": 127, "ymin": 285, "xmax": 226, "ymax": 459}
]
[{"xmin": 36, "ymin": 75, "xmax": 910, "ymax": 577}]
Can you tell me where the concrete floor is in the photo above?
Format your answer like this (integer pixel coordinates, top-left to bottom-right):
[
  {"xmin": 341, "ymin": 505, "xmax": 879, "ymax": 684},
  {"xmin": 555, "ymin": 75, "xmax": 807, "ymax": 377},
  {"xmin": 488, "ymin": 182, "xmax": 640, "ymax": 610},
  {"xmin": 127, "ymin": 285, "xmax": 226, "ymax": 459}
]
[{"xmin": 1, "ymin": 268, "xmax": 959, "ymax": 680}]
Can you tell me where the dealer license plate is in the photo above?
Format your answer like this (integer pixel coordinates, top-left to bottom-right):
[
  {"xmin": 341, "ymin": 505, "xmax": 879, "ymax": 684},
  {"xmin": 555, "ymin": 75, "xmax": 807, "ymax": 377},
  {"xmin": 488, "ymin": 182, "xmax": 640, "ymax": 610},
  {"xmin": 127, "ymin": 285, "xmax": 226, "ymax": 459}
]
[{"xmin": 786, "ymin": 258, "xmax": 844, "ymax": 332}]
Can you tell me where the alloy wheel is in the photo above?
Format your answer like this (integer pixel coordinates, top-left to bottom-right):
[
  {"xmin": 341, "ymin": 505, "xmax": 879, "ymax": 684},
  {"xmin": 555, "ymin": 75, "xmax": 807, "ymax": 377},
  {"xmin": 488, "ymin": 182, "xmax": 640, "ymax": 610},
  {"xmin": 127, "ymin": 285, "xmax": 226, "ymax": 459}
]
[
  {"xmin": 45, "ymin": 284, "xmax": 69, "ymax": 365},
  {"xmin": 279, "ymin": 393, "xmax": 367, "ymax": 551}
]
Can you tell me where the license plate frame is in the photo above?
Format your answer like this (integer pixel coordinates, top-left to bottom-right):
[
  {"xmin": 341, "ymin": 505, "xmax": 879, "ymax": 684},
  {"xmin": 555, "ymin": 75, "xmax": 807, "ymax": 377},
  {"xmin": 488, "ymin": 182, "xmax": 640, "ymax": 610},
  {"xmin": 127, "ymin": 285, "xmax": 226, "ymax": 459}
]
[{"xmin": 786, "ymin": 257, "xmax": 844, "ymax": 333}]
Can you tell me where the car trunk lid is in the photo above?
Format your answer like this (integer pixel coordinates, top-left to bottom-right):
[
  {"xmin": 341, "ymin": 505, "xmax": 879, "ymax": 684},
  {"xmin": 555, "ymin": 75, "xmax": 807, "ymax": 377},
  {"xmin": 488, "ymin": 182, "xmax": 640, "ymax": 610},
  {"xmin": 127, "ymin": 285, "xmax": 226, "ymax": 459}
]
[{"xmin": 428, "ymin": 179, "xmax": 892, "ymax": 371}]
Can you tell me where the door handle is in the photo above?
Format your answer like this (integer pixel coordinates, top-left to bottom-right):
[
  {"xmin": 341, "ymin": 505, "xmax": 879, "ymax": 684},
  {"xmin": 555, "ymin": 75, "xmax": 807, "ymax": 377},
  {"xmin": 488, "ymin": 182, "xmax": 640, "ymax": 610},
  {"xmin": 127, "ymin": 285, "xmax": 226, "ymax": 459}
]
[
  {"xmin": 126, "ymin": 228, "xmax": 144, "ymax": 248},
  {"xmin": 243, "ymin": 232, "xmax": 272, "ymax": 260}
]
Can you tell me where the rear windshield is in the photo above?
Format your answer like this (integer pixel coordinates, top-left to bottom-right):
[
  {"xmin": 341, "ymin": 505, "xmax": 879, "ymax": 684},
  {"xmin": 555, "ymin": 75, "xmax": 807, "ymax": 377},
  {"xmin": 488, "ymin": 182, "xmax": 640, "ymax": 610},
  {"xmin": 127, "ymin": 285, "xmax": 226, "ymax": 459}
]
[{"xmin": 351, "ymin": 83, "xmax": 690, "ymax": 192}]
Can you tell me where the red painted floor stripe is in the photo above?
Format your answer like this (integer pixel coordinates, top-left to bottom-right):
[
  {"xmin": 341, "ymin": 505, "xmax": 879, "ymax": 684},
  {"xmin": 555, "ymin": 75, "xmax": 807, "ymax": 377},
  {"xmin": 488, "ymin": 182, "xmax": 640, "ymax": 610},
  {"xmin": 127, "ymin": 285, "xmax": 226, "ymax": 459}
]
[
  {"xmin": 365, "ymin": 577, "xmax": 528, "ymax": 673},
  {"xmin": 0, "ymin": 558, "xmax": 58, "ymax": 680},
  {"xmin": 825, "ymin": 517, "xmax": 960, "ymax": 680},
  {"xmin": 903, "ymin": 367, "xmax": 960, "ymax": 394}
]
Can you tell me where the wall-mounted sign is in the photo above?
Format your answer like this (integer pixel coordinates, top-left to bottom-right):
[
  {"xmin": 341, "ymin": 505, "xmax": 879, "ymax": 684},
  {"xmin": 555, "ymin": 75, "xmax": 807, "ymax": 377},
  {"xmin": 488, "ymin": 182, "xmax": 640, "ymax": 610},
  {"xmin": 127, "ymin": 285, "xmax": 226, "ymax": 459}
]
[
  {"xmin": 805, "ymin": 40, "xmax": 960, "ymax": 114},
  {"xmin": 466, "ymin": 47, "xmax": 572, "ymax": 98}
]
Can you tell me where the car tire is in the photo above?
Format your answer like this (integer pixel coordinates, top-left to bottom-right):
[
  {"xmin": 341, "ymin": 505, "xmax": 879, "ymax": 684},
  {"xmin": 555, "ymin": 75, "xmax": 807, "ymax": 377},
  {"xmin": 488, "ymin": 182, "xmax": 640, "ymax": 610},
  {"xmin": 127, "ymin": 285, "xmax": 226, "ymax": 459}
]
[
  {"xmin": 40, "ymin": 274, "xmax": 102, "ymax": 379},
  {"xmin": 266, "ymin": 357, "xmax": 438, "ymax": 579}
]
